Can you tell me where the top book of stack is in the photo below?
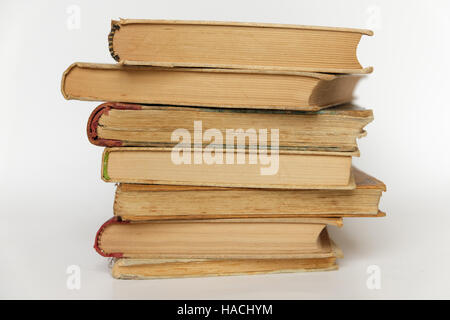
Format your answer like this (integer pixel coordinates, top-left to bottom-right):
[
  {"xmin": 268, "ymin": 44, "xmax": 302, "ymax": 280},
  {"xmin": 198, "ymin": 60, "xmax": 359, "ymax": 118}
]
[{"xmin": 108, "ymin": 19, "xmax": 373, "ymax": 74}]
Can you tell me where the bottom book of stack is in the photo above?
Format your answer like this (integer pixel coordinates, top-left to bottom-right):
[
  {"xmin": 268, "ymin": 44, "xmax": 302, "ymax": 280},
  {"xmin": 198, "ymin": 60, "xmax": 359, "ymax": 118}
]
[{"xmin": 112, "ymin": 245, "xmax": 342, "ymax": 280}]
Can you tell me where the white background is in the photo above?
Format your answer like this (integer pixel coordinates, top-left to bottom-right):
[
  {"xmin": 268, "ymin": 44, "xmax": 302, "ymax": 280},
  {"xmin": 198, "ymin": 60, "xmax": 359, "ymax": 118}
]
[{"xmin": 1, "ymin": 0, "xmax": 449, "ymax": 299}]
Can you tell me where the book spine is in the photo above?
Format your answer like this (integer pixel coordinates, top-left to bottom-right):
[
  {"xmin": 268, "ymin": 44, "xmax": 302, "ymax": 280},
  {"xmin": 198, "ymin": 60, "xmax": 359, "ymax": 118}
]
[
  {"xmin": 87, "ymin": 102, "xmax": 142, "ymax": 147},
  {"xmin": 108, "ymin": 22, "xmax": 121, "ymax": 62},
  {"xmin": 93, "ymin": 216, "xmax": 130, "ymax": 257}
]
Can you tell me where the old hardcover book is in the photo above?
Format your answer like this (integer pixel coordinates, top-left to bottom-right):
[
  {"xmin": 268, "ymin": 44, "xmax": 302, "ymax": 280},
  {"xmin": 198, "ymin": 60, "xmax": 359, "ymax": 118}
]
[
  {"xmin": 95, "ymin": 217, "xmax": 340, "ymax": 259},
  {"xmin": 108, "ymin": 19, "xmax": 372, "ymax": 74},
  {"xmin": 114, "ymin": 167, "xmax": 386, "ymax": 221},
  {"xmin": 88, "ymin": 102, "xmax": 373, "ymax": 152},
  {"xmin": 101, "ymin": 147, "xmax": 357, "ymax": 189},
  {"xmin": 111, "ymin": 240, "xmax": 343, "ymax": 279},
  {"xmin": 61, "ymin": 63, "xmax": 362, "ymax": 111}
]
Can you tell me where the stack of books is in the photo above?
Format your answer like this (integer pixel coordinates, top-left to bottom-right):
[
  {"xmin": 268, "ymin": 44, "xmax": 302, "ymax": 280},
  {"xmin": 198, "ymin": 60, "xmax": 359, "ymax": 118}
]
[{"xmin": 62, "ymin": 19, "xmax": 386, "ymax": 279}]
